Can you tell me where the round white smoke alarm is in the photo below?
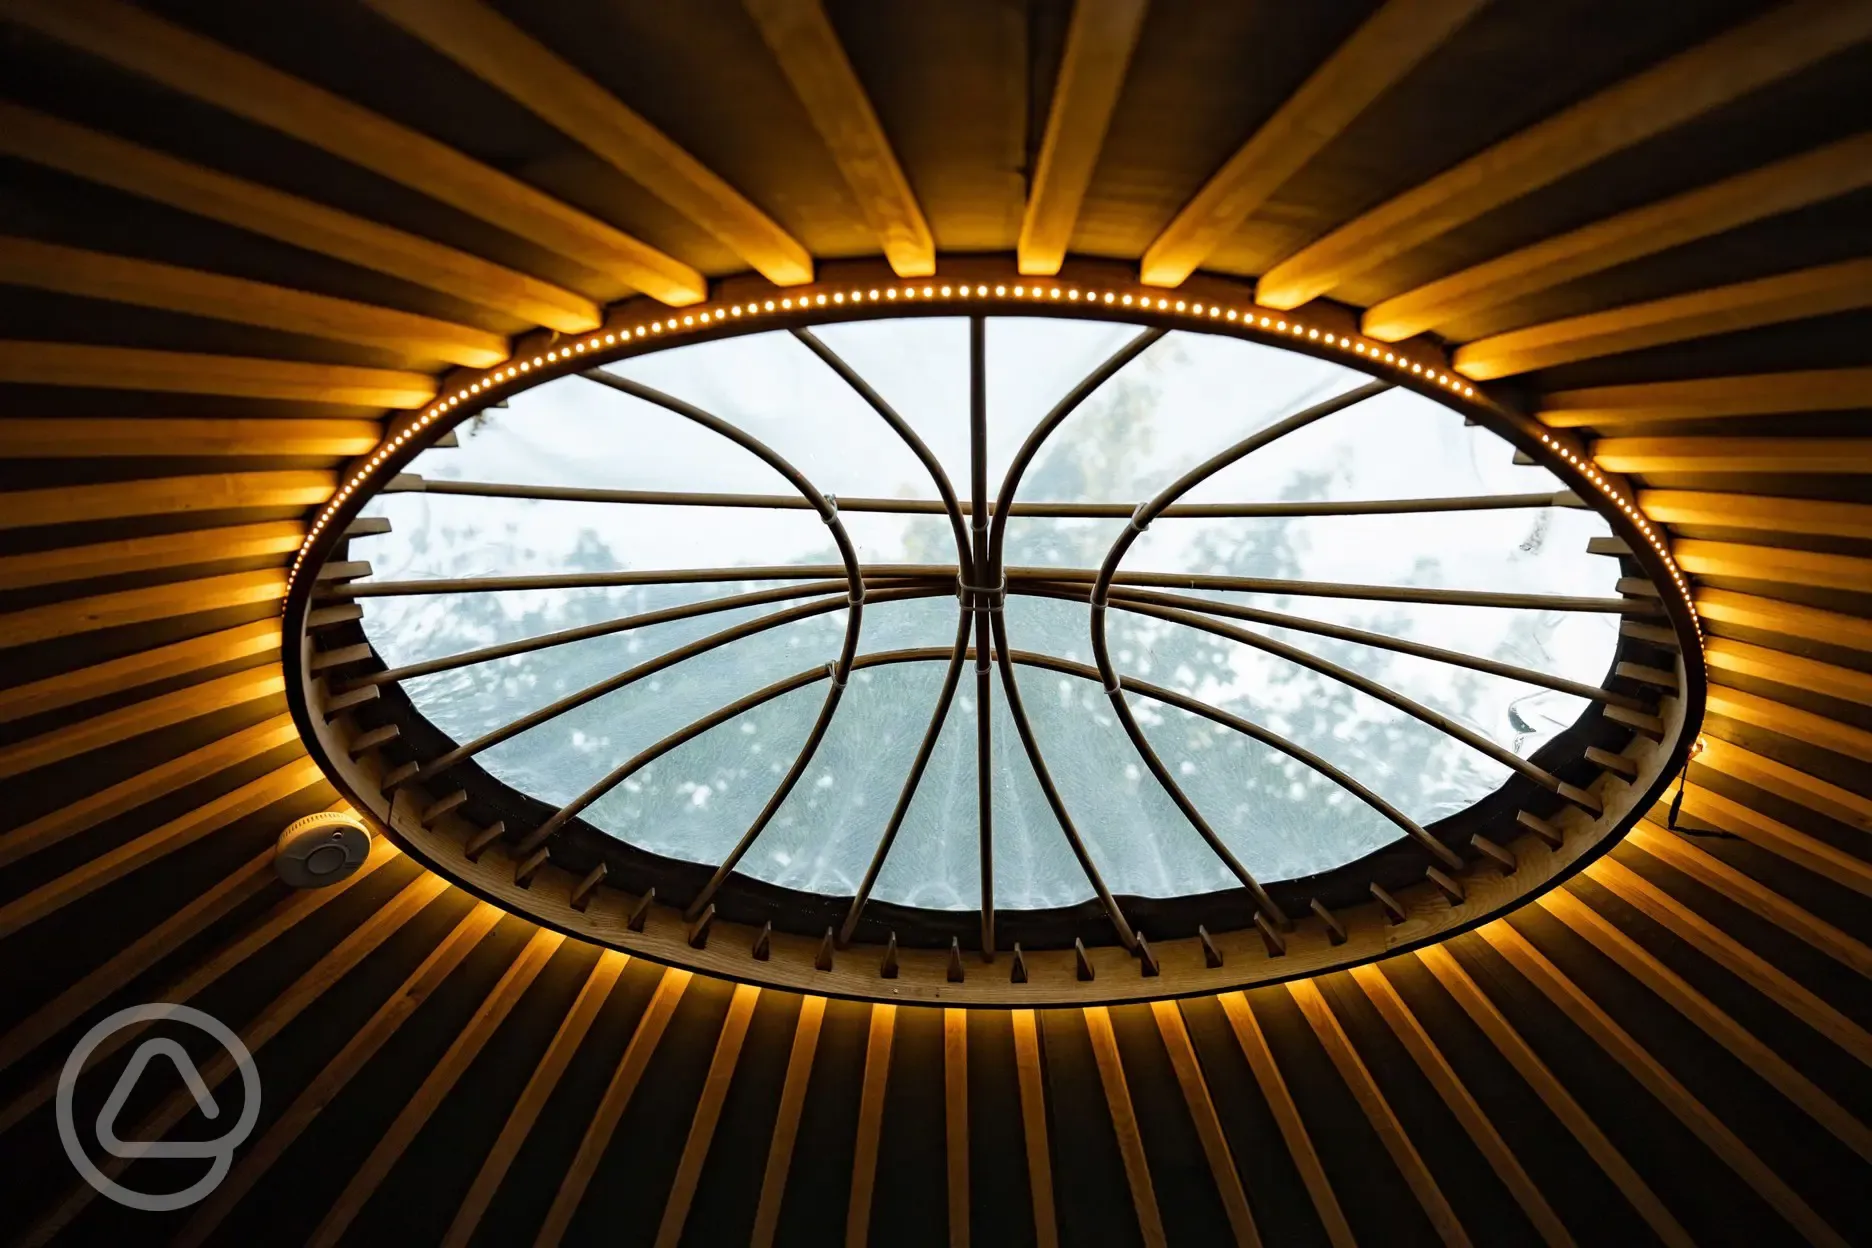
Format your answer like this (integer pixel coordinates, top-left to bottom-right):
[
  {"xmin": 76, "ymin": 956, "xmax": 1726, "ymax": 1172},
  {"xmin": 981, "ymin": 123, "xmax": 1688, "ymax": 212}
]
[{"xmin": 276, "ymin": 810, "xmax": 371, "ymax": 888}]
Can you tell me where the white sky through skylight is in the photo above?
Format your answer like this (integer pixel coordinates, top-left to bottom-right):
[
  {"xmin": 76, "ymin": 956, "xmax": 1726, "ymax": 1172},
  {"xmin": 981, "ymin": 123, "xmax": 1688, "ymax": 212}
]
[{"xmin": 354, "ymin": 317, "xmax": 1618, "ymax": 910}]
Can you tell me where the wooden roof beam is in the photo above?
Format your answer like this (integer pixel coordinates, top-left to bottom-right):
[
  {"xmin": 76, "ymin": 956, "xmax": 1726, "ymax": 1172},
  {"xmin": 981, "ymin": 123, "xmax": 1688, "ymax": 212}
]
[
  {"xmin": 651, "ymin": 982, "xmax": 762, "ymax": 1248},
  {"xmin": 308, "ymin": 926, "xmax": 568, "ymax": 1248},
  {"xmin": 1647, "ymin": 789, "xmax": 1872, "ymax": 899},
  {"xmin": 175, "ymin": 902, "xmax": 508, "ymax": 1248},
  {"xmin": 0, "ymin": 342, "xmax": 434, "ymax": 408},
  {"xmin": 1140, "ymin": 0, "xmax": 1484, "ymax": 289},
  {"xmin": 1365, "ymin": 132, "xmax": 1872, "ymax": 341},
  {"xmin": 1349, "ymin": 963, "xmax": 1574, "ymax": 1246},
  {"xmin": 0, "ymin": 569, "xmax": 287, "ymax": 650},
  {"xmin": 1415, "ymin": 944, "xmax": 1692, "ymax": 1246},
  {"xmin": 1699, "ymin": 591, "xmax": 1872, "ymax": 658},
  {"xmin": 1215, "ymin": 992, "xmax": 1355, "ymax": 1247},
  {"xmin": 0, "ymin": 103, "xmax": 599, "ymax": 333},
  {"xmin": 0, "ymin": 417, "xmax": 380, "ymax": 459},
  {"xmin": 14, "ymin": 869, "xmax": 449, "ymax": 1246},
  {"xmin": 750, "ymin": 995, "xmax": 829, "ymax": 1248},
  {"xmin": 0, "ymin": 757, "xmax": 326, "ymax": 942},
  {"xmin": 942, "ymin": 1009, "xmax": 970, "ymax": 1248},
  {"xmin": 365, "ymin": 0, "xmax": 812, "ymax": 287},
  {"xmin": 1080, "ymin": 1008, "xmax": 1169, "ymax": 1248},
  {"xmin": 1639, "ymin": 490, "xmax": 1872, "ymax": 541},
  {"xmin": 1455, "ymin": 259, "xmax": 1872, "ymax": 380},
  {"xmin": 0, "ymin": 713, "xmax": 299, "ymax": 872},
  {"xmin": 1695, "ymin": 588, "xmax": 1872, "ymax": 656},
  {"xmin": 1694, "ymin": 735, "xmax": 1872, "ymax": 833},
  {"xmin": 441, "ymin": 949, "xmax": 629, "ymax": 1248},
  {"xmin": 1539, "ymin": 886, "xmax": 1872, "ymax": 1162},
  {"xmin": 846, "ymin": 1003, "xmax": 900, "ymax": 1247},
  {"xmin": 744, "ymin": 0, "xmax": 935, "ymax": 278},
  {"xmin": 0, "ymin": 520, "xmax": 304, "ymax": 592},
  {"xmin": 3, "ymin": 0, "xmax": 705, "ymax": 305},
  {"xmin": 536, "ymin": 968, "xmax": 693, "ymax": 1246},
  {"xmin": 0, "ymin": 471, "xmax": 333, "ymax": 532},
  {"xmin": 1147, "ymin": 1001, "xmax": 1263, "ymax": 1246},
  {"xmin": 1256, "ymin": 1, "xmax": 1872, "ymax": 310},
  {"xmin": 1706, "ymin": 687, "xmax": 1872, "ymax": 768},
  {"xmin": 1706, "ymin": 638, "xmax": 1872, "ymax": 708},
  {"xmin": 1017, "ymin": 0, "xmax": 1151, "ymax": 277},
  {"xmin": 0, "ymin": 237, "xmax": 507, "ymax": 368},
  {"xmin": 1597, "ymin": 436, "xmax": 1872, "ymax": 476},
  {"xmin": 0, "ymin": 619, "xmax": 280, "ymax": 725},
  {"xmin": 1538, "ymin": 367, "xmax": 1872, "ymax": 429},
  {"xmin": 1585, "ymin": 854, "xmax": 1872, "ymax": 1062},
  {"xmin": 0, "ymin": 816, "xmax": 387, "ymax": 1105},
  {"xmin": 1672, "ymin": 537, "xmax": 1872, "ymax": 594},
  {"xmin": 1480, "ymin": 919, "xmax": 1848, "ymax": 1246},
  {"xmin": 1620, "ymin": 826, "xmax": 1872, "ymax": 978},
  {"xmin": 1286, "ymin": 979, "xmax": 1470, "ymax": 1245},
  {"xmin": 0, "ymin": 666, "xmax": 285, "ymax": 781}
]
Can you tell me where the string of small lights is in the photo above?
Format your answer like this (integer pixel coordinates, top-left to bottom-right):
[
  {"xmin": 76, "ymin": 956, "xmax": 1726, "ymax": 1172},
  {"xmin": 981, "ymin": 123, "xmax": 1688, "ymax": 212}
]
[{"xmin": 285, "ymin": 276, "xmax": 1702, "ymax": 669}]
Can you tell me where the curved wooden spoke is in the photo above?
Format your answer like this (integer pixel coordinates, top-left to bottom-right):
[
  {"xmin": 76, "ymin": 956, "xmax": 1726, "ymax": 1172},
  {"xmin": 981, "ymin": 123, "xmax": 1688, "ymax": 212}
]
[
  {"xmin": 1113, "ymin": 380, "xmax": 1394, "ymax": 545},
  {"xmin": 516, "ymin": 663, "xmax": 856, "ymax": 859},
  {"xmin": 493, "ymin": 643, "xmax": 1465, "ymax": 892},
  {"xmin": 324, "ymin": 566, "xmax": 941, "ymax": 597},
  {"xmin": 413, "ymin": 586, "xmax": 941, "ymax": 786},
  {"xmin": 787, "ymin": 320, "xmax": 986, "ymax": 944},
  {"xmin": 398, "ymin": 475, "xmax": 1575, "ymax": 519},
  {"xmin": 1031, "ymin": 649, "xmax": 1466, "ymax": 873},
  {"xmin": 576, "ymin": 368, "xmax": 876, "ymax": 920},
  {"xmin": 1102, "ymin": 594, "xmax": 1565, "ymax": 794},
  {"xmin": 792, "ymin": 327, "xmax": 974, "ymax": 577},
  {"xmin": 989, "ymin": 611, "xmax": 1138, "ymax": 951},
  {"xmin": 987, "ymin": 327, "xmax": 1166, "ymax": 570},
  {"xmin": 1031, "ymin": 567, "xmax": 1660, "ymax": 614},
  {"xmin": 675, "ymin": 672, "xmax": 850, "ymax": 921},
  {"xmin": 922, "ymin": 318, "xmax": 1167, "ymax": 950},
  {"xmin": 574, "ymin": 369, "xmax": 870, "ymax": 668},
  {"xmin": 1093, "ymin": 584, "xmax": 1643, "ymax": 709},
  {"xmin": 836, "ymin": 610, "xmax": 972, "ymax": 947},
  {"xmin": 969, "ymin": 315, "xmax": 996, "ymax": 959},
  {"xmin": 579, "ymin": 370, "xmax": 862, "ymax": 570},
  {"xmin": 1084, "ymin": 380, "xmax": 1393, "ymax": 917},
  {"xmin": 357, "ymin": 580, "xmax": 858, "ymax": 688},
  {"xmin": 326, "ymin": 562, "xmax": 1661, "ymax": 614}
]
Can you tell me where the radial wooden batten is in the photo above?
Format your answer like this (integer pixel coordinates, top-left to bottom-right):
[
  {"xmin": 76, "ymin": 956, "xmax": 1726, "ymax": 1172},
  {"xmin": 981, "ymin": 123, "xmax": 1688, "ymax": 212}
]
[{"xmin": 0, "ymin": 2, "xmax": 1865, "ymax": 1243}]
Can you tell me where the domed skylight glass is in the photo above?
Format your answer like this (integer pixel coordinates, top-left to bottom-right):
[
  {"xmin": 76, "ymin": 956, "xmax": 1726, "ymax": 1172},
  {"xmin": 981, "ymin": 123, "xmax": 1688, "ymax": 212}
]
[{"xmin": 348, "ymin": 317, "xmax": 1619, "ymax": 922}]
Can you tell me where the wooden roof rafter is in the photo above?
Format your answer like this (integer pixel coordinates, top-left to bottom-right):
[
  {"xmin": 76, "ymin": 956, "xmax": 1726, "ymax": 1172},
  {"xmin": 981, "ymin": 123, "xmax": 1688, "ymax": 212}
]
[
  {"xmin": 744, "ymin": 0, "xmax": 937, "ymax": 278},
  {"xmin": 1017, "ymin": 0, "xmax": 1151, "ymax": 277},
  {"xmin": 1254, "ymin": 0, "xmax": 1872, "ymax": 310},
  {"xmin": 0, "ymin": 102, "xmax": 602, "ymax": 333},
  {"xmin": 364, "ymin": 0, "xmax": 815, "ymax": 288},
  {"xmin": 0, "ymin": 0, "xmax": 707, "ymax": 304},
  {"xmin": 1139, "ymin": 0, "xmax": 1487, "ymax": 290}
]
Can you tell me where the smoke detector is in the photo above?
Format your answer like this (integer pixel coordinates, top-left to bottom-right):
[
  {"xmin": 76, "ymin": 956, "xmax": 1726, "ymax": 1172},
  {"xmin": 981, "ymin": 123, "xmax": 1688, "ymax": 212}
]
[{"xmin": 276, "ymin": 811, "xmax": 371, "ymax": 888}]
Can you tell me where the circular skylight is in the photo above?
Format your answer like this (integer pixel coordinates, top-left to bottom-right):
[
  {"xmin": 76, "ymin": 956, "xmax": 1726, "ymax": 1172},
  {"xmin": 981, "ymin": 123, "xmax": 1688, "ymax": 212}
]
[{"xmin": 348, "ymin": 316, "xmax": 1621, "ymax": 937}]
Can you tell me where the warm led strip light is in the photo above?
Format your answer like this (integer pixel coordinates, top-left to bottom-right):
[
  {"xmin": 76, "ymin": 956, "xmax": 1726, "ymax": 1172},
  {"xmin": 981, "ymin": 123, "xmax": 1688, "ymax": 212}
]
[{"xmin": 287, "ymin": 277, "xmax": 1699, "ymax": 658}]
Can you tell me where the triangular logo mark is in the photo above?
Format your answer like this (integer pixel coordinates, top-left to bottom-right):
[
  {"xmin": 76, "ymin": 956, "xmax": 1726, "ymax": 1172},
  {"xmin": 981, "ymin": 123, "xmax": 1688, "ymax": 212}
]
[{"xmin": 96, "ymin": 1038, "xmax": 220, "ymax": 1159}]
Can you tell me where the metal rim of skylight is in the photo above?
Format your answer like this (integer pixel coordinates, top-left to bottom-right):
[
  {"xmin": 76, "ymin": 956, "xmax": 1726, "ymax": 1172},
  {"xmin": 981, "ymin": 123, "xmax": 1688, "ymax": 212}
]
[{"xmin": 285, "ymin": 278, "xmax": 1703, "ymax": 1005}]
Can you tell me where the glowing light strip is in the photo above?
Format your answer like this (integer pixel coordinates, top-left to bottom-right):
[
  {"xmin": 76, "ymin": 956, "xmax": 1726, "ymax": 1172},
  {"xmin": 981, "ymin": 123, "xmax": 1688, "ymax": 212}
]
[{"xmin": 286, "ymin": 277, "xmax": 1700, "ymax": 667}]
